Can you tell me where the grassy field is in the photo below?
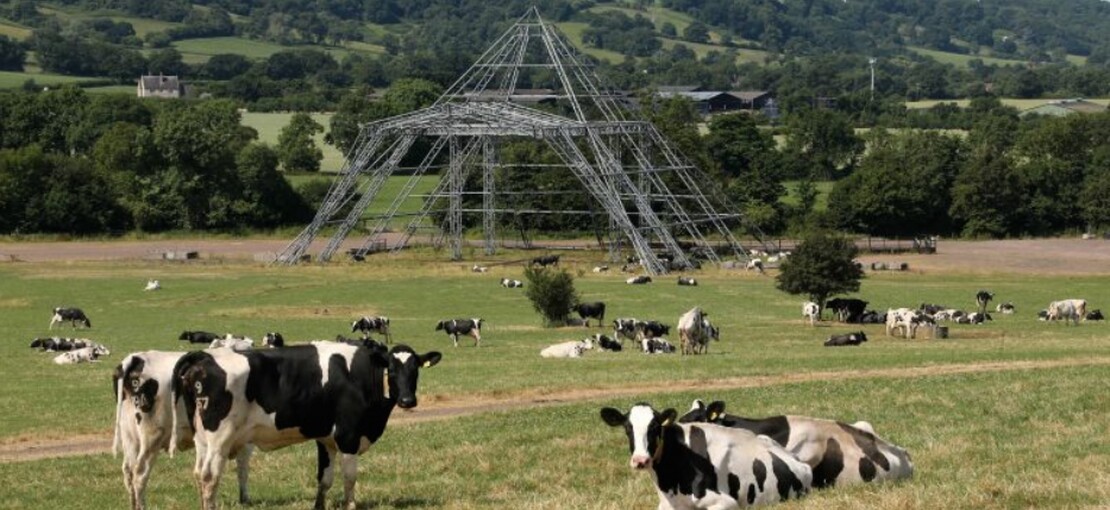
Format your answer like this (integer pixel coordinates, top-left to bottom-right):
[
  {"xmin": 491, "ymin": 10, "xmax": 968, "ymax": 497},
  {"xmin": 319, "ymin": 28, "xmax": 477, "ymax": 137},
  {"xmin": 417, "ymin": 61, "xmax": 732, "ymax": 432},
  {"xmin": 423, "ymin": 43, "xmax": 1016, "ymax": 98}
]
[
  {"xmin": 554, "ymin": 22, "xmax": 628, "ymax": 63},
  {"xmin": 780, "ymin": 180, "xmax": 834, "ymax": 212},
  {"xmin": 0, "ymin": 69, "xmax": 96, "ymax": 88},
  {"xmin": 660, "ymin": 38, "xmax": 769, "ymax": 64},
  {"xmin": 907, "ymin": 46, "xmax": 1027, "ymax": 67},
  {"xmin": 0, "ymin": 18, "xmax": 32, "ymax": 40},
  {"xmin": 905, "ymin": 98, "xmax": 1110, "ymax": 110},
  {"xmin": 0, "ymin": 254, "xmax": 1107, "ymax": 508},
  {"xmin": 240, "ymin": 112, "xmax": 345, "ymax": 172},
  {"xmin": 172, "ymin": 37, "xmax": 382, "ymax": 64}
]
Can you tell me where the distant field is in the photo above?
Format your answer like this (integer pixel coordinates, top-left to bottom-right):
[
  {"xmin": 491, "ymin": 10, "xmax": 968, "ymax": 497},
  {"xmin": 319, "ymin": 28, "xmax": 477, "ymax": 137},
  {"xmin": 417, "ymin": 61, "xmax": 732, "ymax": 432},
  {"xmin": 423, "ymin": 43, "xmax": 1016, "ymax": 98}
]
[
  {"xmin": 0, "ymin": 70, "xmax": 94, "ymax": 88},
  {"xmin": 588, "ymin": 4, "xmax": 727, "ymax": 44},
  {"xmin": 172, "ymin": 37, "xmax": 379, "ymax": 64},
  {"xmin": 0, "ymin": 18, "xmax": 32, "ymax": 40},
  {"xmin": 905, "ymin": 98, "xmax": 1110, "ymax": 110},
  {"xmin": 907, "ymin": 46, "xmax": 1027, "ymax": 67},
  {"xmin": 660, "ymin": 38, "xmax": 768, "ymax": 64},
  {"xmin": 84, "ymin": 85, "xmax": 136, "ymax": 94},
  {"xmin": 554, "ymin": 22, "xmax": 627, "ymax": 63},
  {"xmin": 240, "ymin": 112, "xmax": 344, "ymax": 172},
  {"xmin": 781, "ymin": 180, "xmax": 834, "ymax": 211}
]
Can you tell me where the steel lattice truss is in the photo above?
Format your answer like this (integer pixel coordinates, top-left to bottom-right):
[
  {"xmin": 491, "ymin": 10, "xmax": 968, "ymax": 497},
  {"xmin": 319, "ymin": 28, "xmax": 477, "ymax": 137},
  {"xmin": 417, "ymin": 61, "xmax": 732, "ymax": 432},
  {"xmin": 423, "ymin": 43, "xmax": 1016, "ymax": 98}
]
[{"xmin": 276, "ymin": 7, "xmax": 766, "ymax": 274}]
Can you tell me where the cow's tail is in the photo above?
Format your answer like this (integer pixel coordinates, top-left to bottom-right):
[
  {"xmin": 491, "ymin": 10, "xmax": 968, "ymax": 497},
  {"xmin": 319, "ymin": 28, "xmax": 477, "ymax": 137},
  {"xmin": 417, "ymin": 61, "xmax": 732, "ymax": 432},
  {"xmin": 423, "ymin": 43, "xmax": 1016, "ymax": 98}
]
[{"xmin": 111, "ymin": 358, "xmax": 127, "ymax": 457}]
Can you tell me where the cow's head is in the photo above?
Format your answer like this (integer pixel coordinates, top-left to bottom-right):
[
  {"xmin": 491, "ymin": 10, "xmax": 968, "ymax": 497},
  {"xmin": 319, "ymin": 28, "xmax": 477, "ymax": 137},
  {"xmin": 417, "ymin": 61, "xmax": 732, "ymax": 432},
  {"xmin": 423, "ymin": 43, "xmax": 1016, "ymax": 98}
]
[
  {"xmin": 678, "ymin": 399, "xmax": 727, "ymax": 424},
  {"xmin": 434, "ymin": 320, "xmax": 445, "ymax": 332},
  {"xmin": 383, "ymin": 345, "xmax": 441, "ymax": 409},
  {"xmin": 600, "ymin": 403, "xmax": 676, "ymax": 469},
  {"xmin": 855, "ymin": 331, "xmax": 868, "ymax": 343}
]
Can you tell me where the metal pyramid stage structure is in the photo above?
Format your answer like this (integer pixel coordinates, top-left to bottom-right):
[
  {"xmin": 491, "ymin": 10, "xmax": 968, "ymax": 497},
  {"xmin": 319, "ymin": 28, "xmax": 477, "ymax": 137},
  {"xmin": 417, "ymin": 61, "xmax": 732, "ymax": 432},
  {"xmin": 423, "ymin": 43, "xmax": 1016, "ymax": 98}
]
[{"xmin": 275, "ymin": 7, "xmax": 764, "ymax": 274}]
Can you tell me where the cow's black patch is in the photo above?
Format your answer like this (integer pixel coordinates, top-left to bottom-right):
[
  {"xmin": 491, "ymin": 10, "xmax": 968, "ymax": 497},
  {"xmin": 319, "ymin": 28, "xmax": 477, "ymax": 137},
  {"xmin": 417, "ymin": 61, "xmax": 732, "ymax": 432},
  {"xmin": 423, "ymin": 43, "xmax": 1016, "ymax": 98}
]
[
  {"xmin": 838, "ymin": 422, "xmax": 890, "ymax": 471},
  {"xmin": 859, "ymin": 456, "xmax": 877, "ymax": 482},
  {"xmin": 811, "ymin": 437, "xmax": 845, "ymax": 488},
  {"xmin": 752, "ymin": 458, "xmax": 767, "ymax": 491},
  {"xmin": 727, "ymin": 473, "xmax": 740, "ymax": 501},
  {"xmin": 173, "ymin": 351, "xmax": 234, "ymax": 433},
  {"xmin": 718, "ymin": 416, "xmax": 791, "ymax": 447},
  {"xmin": 652, "ymin": 425, "xmax": 717, "ymax": 498},
  {"xmin": 770, "ymin": 453, "xmax": 806, "ymax": 501},
  {"xmin": 747, "ymin": 482, "xmax": 756, "ymax": 505}
]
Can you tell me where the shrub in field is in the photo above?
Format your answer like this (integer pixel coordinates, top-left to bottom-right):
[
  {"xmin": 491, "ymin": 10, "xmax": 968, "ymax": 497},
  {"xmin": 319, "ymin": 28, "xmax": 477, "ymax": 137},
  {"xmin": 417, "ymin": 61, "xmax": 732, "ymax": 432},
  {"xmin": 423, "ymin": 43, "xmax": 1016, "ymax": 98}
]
[
  {"xmin": 524, "ymin": 265, "xmax": 579, "ymax": 327},
  {"xmin": 775, "ymin": 231, "xmax": 864, "ymax": 309}
]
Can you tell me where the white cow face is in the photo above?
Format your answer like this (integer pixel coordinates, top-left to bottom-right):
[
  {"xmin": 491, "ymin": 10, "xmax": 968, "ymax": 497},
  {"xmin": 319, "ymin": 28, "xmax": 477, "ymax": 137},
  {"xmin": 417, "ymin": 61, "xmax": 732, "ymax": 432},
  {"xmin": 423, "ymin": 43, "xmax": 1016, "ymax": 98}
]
[{"xmin": 600, "ymin": 404, "xmax": 677, "ymax": 469}]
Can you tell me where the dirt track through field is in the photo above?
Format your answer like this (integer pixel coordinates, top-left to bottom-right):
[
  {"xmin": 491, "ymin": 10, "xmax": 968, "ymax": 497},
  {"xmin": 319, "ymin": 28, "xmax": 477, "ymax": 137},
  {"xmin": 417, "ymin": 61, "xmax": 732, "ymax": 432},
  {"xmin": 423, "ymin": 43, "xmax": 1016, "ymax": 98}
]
[{"xmin": 2, "ymin": 356, "xmax": 1107, "ymax": 464}]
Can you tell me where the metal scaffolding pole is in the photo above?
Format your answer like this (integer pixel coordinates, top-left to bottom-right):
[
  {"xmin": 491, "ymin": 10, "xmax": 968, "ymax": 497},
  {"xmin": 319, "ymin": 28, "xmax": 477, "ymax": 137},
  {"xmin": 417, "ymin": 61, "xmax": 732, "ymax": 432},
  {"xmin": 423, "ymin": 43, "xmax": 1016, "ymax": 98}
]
[{"xmin": 482, "ymin": 137, "xmax": 497, "ymax": 256}]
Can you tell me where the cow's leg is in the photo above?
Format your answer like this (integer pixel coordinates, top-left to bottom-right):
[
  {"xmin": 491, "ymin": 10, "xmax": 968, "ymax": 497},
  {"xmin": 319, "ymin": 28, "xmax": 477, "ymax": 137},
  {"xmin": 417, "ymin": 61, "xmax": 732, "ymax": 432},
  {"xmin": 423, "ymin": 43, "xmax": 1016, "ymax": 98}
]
[
  {"xmin": 472, "ymin": 330, "xmax": 481, "ymax": 348},
  {"xmin": 129, "ymin": 441, "xmax": 162, "ymax": 510},
  {"xmin": 339, "ymin": 453, "xmax": 359, "ymax": 510},
  {"xmin": 235, "ymin": 445, "xmax": 252, "ymax": 504},
  {"xmin": 121, "ymin": 441, "xmax": 141, "ymax": 510},
  {"xmin": 451, "ymin": 333, "xmax": 459, "ymax": 348},
  {"xmin": 314, "ymin": 442, "xmax": 338, "ymax": 510}
]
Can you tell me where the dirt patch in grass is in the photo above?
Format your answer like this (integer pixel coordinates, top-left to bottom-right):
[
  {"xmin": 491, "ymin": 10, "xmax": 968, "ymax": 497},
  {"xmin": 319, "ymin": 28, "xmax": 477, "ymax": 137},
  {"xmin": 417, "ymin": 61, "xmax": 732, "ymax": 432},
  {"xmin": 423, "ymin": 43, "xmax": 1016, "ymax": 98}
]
[
  {"xmin": 0, "ymin": 298, "xmax": 31, "ymax": 308},
  {"xmin": 3, "ymin": 356, "xmax": 1107, "ymax": 463},
  {"xmin": 210, "ymin": 305, "xmax": 380, "ymax": 320}
]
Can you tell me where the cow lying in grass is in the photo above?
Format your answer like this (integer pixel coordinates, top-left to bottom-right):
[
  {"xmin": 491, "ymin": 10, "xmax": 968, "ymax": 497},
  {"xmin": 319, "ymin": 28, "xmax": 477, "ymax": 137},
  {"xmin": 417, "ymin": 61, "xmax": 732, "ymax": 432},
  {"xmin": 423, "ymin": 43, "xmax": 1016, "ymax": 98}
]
[{"xmin": 680, "ymin": 399, "xmax": 914, "ymax": 488}]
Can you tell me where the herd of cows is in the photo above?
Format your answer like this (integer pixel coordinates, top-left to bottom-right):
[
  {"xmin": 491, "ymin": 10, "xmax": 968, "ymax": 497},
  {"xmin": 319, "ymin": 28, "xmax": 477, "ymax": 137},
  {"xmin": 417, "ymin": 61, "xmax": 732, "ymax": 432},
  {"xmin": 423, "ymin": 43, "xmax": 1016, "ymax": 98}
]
[{"xmin": 19, "ymin": 262, "xmax": 1103, "ymax": 510}]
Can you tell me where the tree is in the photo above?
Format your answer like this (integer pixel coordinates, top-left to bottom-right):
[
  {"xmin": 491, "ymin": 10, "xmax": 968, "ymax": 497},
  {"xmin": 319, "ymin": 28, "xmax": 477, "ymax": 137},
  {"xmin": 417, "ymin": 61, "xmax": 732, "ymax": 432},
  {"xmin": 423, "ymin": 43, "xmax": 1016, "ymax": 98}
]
[
  {"xmin": 775, "ymin": 232, "xmax": 864, "ymax": 309},
  {"xmin": 235, "ymin": 142, "xmax": 311, "ymax": 226},
  {"xmin": 523, "ymin": 265, "xmax": 580, "ymax": 327},
  {"xmin": 684, "ymin": 22, "xmax": 710, "ymax": 44},
  {"xmin": 782, "ymin": 108, "xmax": 863, "ymax": 180},
  {"xmin": 661, "ymin": 22, "xmax": 677, "ymax": 38},
  {"xmin": 950, "ymin": 150, "xmax": 1024, "ymax": 238},
  {"xmin": 146, "ymin": 48, "xmax": 187, "ymax": 76},
  {"xmin": 0, "ymin": 35, "xmax": 26, "ymax": 71},
  {"xmin": 277, "ymin": 113, "xmax": 324, "ymax": 173},
  {"xmin": 1079, "ymin": 164, "xmax": 1110, "ymax": 230},
  {"xmin": 202, "ymin": 54, "xmax": 252, "ymax": 80}
]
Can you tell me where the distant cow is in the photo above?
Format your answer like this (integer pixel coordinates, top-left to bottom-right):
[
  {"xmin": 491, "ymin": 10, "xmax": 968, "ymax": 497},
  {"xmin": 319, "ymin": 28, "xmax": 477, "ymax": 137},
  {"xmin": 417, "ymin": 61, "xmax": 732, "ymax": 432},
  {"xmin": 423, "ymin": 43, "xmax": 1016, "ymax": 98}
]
[
  {"xmin": 50, "ymin": 307, "xmax": 91, "ymax": 329},
  {"xmin": 858, "ymin": 310, "xmax": 886, "ymax": 324},
  {"xmin": 640, "ymin": 337, "xmax": 676, "ymax": 354},
  {"xmin": 612, "ymin": 318, "xmax": 639, "ymax": 342},
  {"xmin": 802, "ymin": 301, "xmax": 820, "ymax": 326},
  {"xmin": 601, "ymin": 403, "xmax": 812, "ymax": 509},
  {"xmin": 436, "ymin": 318, "xmax": 483, "ymax": 347},
  {"xmin": 676, "ymin": 276, "xmax": 698, "ymax": 286},
  {"xmin": 351, "ymin": 316, "xmax": 391, "ymax": 343},
  {"xmin": 573, "ymin": 302, "xmax": 606, "ymax": 327},
  {"xmin": 634, "ymin": 320, "xmax": 670, "ymax": 340},
  {"xmin": 179, "ymin": 331, "xmax": 218, "ymax": 344},
  {"xmin": 887, "ymin": 308, "xmax": 931, "ymax": 339},
  {"xmin": 679, "ymin": 399, "xmax": 914, "ymax": 488},
  {"xmin": 1047, "ymin": 299, "xmax": 1086, "ymax": 326},
  {"xmin": 746, "ymin": 258, "xmax": 764, "ymax": 273},
  {"xmin": 53, "ymin": 345, "xmax": 110, "ymax": 364},
  {"xmin": 1087, "ymin": 309, "xmax": 1104, "ymax": 321},
  {"xmin": 144, "ymin": 279, "xmax": 161, "ymax": 291},
  {"xmin": 261, "ymin": 332, "xmax": 284, "ymax": 348},
  {"xmin": 824, "ymin": 331, "xmax": 868, "ymax": 347},
  {"xmin": 975, "ymin": 290, "xmax": 994, "ymax": 314},
  {"xmin": 500, "ymin": 278, "xmax": 524, "ymax": 288},
  {"xmin": 531, "ymin": 254, "xmax": 560, "ymax": 267},
  {"xmin": 471, "ymin": 265, "xmax": 488, "ymax": 273},
  {"xmin": 626, "ymin": 275, "xmax": 652, "ymax": 285},
  {"xmin": 677, "ymin": 307, "xmax": 717, "ymax": 355},
  {"xmin": 825, "ymin": 298, "xmax": 869, "ymax": 323},
  {"xmin": 996, "ymin": 302, "xmax": 1016, "ymax": 314},
  {"xmin": 956, "ymin": 312, "xmax": 992, "ymax": 324},
  {"xmin": 592, "ymin": 265, "xmax": 609, "ymax": 273},
  {"xmin": 592, "ymin": 334, "xmax": 622, "ymax": 352},
  {"xmin": 540, "ymin": 338, "xmax": 594, "ymax": 358},
  {"xmin": 208, "ymin": 334, "xmax": 253, "ymax": 352},
  {"xmin": 32, "ymin": 337, "xmax": 96, "ymax": 352}
]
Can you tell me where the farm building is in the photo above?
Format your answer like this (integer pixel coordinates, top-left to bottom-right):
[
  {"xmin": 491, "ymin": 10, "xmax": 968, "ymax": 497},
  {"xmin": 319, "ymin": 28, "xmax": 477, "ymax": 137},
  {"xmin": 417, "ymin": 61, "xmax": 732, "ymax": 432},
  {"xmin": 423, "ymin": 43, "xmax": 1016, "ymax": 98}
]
[
  {"xmin": 654, "ymin": 86, "xmax": 772, "ymax": 115},
  {"xmin": 137, "ymin": 75, "xmax": 186, "ymax": 98},
  {"xmin": 1020, "ymin": 98, "xmax": 1108, "ymax": 117}
]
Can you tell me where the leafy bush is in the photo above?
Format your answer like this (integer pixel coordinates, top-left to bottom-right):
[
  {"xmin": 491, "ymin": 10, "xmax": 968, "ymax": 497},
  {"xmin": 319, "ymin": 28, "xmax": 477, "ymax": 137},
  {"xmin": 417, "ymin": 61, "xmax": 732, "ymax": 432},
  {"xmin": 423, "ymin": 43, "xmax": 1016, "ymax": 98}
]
[
  {"xmin": 775, "ymin": 231, "xmax": 864, "ymax": 308},
  {"xmin": 523, "ymin": 265, "xmax": 579, "ymax": 327}
]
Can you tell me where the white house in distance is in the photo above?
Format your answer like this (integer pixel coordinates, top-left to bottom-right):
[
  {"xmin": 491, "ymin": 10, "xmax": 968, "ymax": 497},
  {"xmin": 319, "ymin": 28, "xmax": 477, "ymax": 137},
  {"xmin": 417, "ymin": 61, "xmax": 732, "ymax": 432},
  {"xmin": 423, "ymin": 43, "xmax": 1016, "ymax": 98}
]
[{"xmin": 137, "ymin": 74, "xmax": 185, "ymax": 98}]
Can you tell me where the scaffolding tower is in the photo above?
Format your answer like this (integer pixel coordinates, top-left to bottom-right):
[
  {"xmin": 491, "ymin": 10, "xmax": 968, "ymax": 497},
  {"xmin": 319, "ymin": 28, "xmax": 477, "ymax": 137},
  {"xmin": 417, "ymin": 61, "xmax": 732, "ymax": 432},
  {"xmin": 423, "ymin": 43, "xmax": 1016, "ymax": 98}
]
[{"xmin": 275, "ymin": 7, "xmax": 764, "ymax": 275}]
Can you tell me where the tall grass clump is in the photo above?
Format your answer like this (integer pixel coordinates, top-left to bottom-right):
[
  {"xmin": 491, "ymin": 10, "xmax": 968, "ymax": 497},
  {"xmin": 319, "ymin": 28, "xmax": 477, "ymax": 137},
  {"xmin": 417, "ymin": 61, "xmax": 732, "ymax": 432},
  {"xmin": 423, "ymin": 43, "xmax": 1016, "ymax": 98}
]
[{"xmin": 523, "ymin": 264, "xmax": 579, "ymax": 326}]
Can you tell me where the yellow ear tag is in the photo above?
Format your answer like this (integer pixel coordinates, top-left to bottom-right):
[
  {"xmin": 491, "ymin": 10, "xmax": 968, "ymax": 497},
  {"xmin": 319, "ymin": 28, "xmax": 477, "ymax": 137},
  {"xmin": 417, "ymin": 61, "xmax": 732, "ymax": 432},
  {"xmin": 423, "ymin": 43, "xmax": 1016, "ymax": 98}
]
[
  {"xmin": 423, "ymin": 360, "xmax": 432, "ymax": 368},
  {"xmin": 708, "ymin": 412, "xmax": 718, "ymax": 421}
]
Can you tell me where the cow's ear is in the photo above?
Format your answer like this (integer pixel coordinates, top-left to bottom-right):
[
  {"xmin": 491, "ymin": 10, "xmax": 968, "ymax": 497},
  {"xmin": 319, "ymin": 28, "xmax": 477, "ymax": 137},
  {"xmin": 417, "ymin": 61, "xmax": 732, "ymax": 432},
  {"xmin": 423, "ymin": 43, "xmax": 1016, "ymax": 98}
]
[
  {"xmin": 600, "ymin": 407, "xmax": 626, "ymax": 427},
  {"xmin": 707, "ymin": 401, "xmax": 726, "ymax": 421},
  {"xmin": 420, "ymin": 352, "xmax": 442, "ymax": 368},
  {"xmin": 659, "ymin": 408, "xmax": 677, "ymax": 427},
  {"xmin": 689, "ymin": 399, "xmax": 705, "ymax": 411}
]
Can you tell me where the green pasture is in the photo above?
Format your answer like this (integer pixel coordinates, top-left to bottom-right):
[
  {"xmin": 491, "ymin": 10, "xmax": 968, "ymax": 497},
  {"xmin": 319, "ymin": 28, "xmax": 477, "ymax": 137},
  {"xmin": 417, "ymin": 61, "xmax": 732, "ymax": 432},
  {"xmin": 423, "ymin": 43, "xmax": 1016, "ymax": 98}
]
[
  {"xmin": 0, "ymin": 18, "xmax": 32, "ymax": 40},
  {"xmin": 553, "ymin": 22, "xmax": 627, "ymax": 63},
  {"xmin": 660, "ymin": 38, "xmax": 768, "ymax": 64},
  {"xmin": 907, "ymin": 46, "xmax": 1027, "ymax": 68},
  {"xmin": 0, "ymin": 255, "xmax": 1106, "ymax": 508},
  {"xmin": 240, "ymin": 112, "xmax": 345, "ymax": 172},
  {"xmin": 0, "ymin": 70, "xmax": 95, "ymax": 88},
  {"xmin": 780, "ymin": 180, "xmax": 834, "ymax": 212},
  {"xmin": 171, "ymin": 37, "xmax": 378, "ymax": 64},
  {"xmin": 905, "ymin": 98, "xmax": 1110, "ymax": 110}
]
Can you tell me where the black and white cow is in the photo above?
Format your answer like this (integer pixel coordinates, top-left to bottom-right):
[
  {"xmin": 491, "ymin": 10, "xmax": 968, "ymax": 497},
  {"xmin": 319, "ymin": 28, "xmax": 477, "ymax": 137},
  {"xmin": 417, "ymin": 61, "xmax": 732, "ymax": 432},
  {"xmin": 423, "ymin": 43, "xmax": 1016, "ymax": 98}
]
[
  {"xmin": 435, "ymin": 318, "xmax": 483, "ymax": 347},
  {"xmin": 1086, "ymin": 309, "xmax": 1105, "ymax": 321},
  {"xmin": 592, "ymin": 334, "xmax": 622, "ymax": 352},
  {"xmin": 180, "ymin": 331, "xmax": 219, "ymax": 344},
  {"xmin": 500, "ymin": 278, "xmax": 524, "ymax": 288},
  {"xmin": 634, "ymin": 320, "xmax": 670, "ymax": 340},
  {"xmin": 996, "ymin": 302, "xmax": 1016, "ymax": 314},
  {"xmin": 825, "ymin": 298, "xmax": 869, "ymax": 323},
  {"xmin": 823, "ymin": 331, "xmax": 868, "ymax": 347},
  {"xmin": 746, "ymin": 259, "xmax": 764, "ymax": 273},
  {"xmin": 592, "ymin": 265, "xmax": 609, "ymax": 273},
  {"xmin": 31, "ymin": 337, "xmax": 95, "ymax": 352},
  {"xmin": 573, "ymin": 302, "xmax": 606, "ymax": 327},
  {"xmin": 601, "ymin": 403, "xmax": 812, "ymax": 509},
  {"xmin": 678, "ymin": 308, "xmax": 718, "ymax": 355},
  {"xmin": 53, "ymin": 345, "xmax": 110, "ymax": 364},
  {"xmin": 351, "ymin": 316, "xmax": 392, "ymax": 344},
  {"xmin": 677, "ymin": 276, "xmax": 698, "ymax": 286},
  {"xmin": 802, "ymin": 302, "xmax": 820, "ymax": 327},
  {"xmin": 262, "ymin": 332, "xmax": 284, "ymax": 348},
  {"xmin": 540, "ymin": 338, "xmax": 594, "ymax": 358},
  {"xmin": 857, "ymin": 310, "xmax": 886, "ymax": 324},
  {"xmin": 114, "ymin": 351, "xmax": 253, "ymax": 510},
  {"xmin": 531, "ymin": 254, "xmax": 560, "ymax": 267},
  {"xmin": 49, "ymin": 307, "xmax": 91, "ymax": 329},
  {"xmin": 956, "ymin": 312, "xmax": 992, "ymax": 325},
  {"xmin": 626, "ymin": 275, "xmax": 652, "ymax": 285},
  {"xmin": 680, "ymin": 399, "xmax": 914, "ymax": 489},
  {"xmin": 613, "ymin": 318, "xmax": 639, "ymax": 343},
  {"xmin": 172, "ymin": 343, "xmax": 441, "ymax": 510},
  {"xmin": 975, "ymin": 290, "xmax": 994, "ymax": 315},
  {"xmin": 640, "ymin": 337, "xmax": 676, "ymax": 354}
]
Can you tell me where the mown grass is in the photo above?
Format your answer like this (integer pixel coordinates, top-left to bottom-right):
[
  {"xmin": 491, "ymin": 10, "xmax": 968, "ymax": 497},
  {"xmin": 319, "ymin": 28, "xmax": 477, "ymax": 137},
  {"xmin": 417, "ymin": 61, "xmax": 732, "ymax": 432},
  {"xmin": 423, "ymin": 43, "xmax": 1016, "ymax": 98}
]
[
  {"xmin": 907, "ymin": 46, "xmax": 1027, "ymax": 67},
  {"xmin": 780, "ymin": 180, "xmax": 834, "ymax": 211},
  {"xmin": 0, "ymin": 18, "xmax": 32, "ymax": 40},
  {"xmin": 172, "ymin": 37, "xmax": 380, "ymax": 64},
  {"xmin": 0, "ymin": 70, "xmax": 96, "ymax": 88}
]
